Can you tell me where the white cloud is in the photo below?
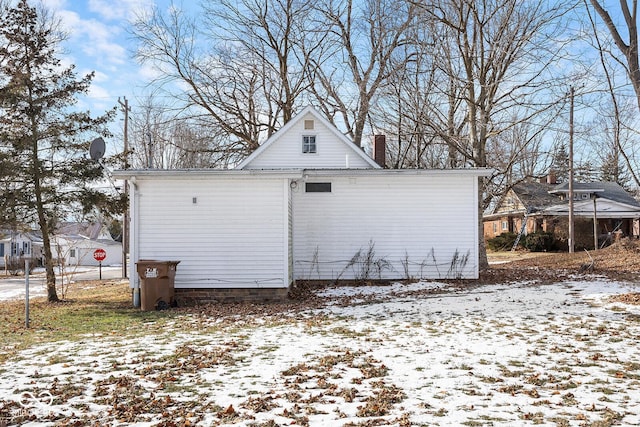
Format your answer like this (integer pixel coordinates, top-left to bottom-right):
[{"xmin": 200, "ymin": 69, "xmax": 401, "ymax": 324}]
[
  {"xmin": 89, "ymin": 0, "xmax": 155, "ymax": 21},
  {"xmin": 87, "ymin": 83, "xmax": 111, "ymax": 100},
  {"xmin": 137, "ymin": 62, "xmax": 163, "ymax": 81},
  {"xmin": 91, "ymin": 70, "xmax": 110, "ymax": 83},
  {"xmin": 77, "ymin": 22, "xmax": 128, "ymax": 66}
]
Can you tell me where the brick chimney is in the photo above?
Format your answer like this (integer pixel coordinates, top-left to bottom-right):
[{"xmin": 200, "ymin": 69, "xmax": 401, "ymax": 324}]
[
  {"xmin": 547, "ymin": 171, "xmax": 557, "ymax": 185},
  {"xmin": 373, "ymin": 134, "xmax": 386, "ymax": 168}
]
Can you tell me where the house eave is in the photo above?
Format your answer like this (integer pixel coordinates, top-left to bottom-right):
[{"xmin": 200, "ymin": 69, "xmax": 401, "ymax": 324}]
[
  {"xmin": 112, "ymin": 169, "xmax": 305, "ymax": 180},
  {"xmin": 113, "ymin": 167, "xmax": 493, "ymax": 180},
  {"xmin": 300, "ymin": 168, "xmax": 492, "ymax": 177}
]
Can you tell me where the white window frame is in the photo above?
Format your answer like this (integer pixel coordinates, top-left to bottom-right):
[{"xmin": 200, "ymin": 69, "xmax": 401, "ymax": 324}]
[{"xmin": 302, "ymin": 135, "xmax": 317, "ymax": 154}]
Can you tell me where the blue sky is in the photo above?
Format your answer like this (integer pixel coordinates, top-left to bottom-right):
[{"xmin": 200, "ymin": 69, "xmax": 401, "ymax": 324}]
[{"xmin": 40, "ymin": 0, "xmax": 176, "ymax": 125}]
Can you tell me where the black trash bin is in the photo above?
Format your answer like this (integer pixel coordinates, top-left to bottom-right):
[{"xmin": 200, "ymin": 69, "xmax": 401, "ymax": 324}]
[{"xmin": 136, "ymin": 260, "xmax": 180, "ymax": 311}]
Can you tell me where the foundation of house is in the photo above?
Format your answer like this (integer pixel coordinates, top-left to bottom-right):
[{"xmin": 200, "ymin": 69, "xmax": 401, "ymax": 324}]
[{"xmin": 175, "ymin": 287, "xmax": 289, "ymax": 305}]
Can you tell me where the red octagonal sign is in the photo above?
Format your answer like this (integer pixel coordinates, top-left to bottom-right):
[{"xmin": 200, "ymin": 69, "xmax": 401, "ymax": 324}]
[{"xmin": 93, "ymin": 248, "xmax": 107, "ymax": 262}]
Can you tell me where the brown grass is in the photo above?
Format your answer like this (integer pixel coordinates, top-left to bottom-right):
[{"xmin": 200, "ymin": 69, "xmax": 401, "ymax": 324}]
[{"xmin": 0, "ymin": 280, "xmax": 177, "ymax": 364}]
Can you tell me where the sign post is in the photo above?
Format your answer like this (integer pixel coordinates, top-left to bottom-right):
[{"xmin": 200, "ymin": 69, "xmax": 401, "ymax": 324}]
[
  {"xmin": 25, "ymin": 259, "xmax": 30, "ymax": 328},
  {"xmin": 93, "ymin": 248, "xmax": 107, "ymax": 280}
]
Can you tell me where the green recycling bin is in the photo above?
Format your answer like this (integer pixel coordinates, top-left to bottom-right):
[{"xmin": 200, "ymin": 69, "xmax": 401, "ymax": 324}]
[{"xmin": 136, "ymin": 260, "xmax": 180, "ymax": 311}]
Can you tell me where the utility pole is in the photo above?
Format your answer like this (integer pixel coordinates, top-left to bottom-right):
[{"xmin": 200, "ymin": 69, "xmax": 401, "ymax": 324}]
[
  {"xmin": 118, "ymin": 97, "xmax": 130, "ymax": 279},
  {"xmin": 568, "ymin": 86, "xmax": 575, "ymax": 253}
]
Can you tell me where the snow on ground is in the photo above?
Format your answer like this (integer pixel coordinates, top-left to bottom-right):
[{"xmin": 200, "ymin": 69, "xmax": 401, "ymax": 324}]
[{"xmin": 1, "ymin": 277, "xmax": 640, "ymax": 426}]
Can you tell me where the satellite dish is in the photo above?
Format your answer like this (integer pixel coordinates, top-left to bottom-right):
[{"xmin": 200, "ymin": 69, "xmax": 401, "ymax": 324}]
[{"xmin": 89, "ymin": 137, "xmax": 106, "ymax": 161}]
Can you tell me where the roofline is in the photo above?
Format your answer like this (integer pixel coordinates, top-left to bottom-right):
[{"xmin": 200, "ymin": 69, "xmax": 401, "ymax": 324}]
[
  {"xmin": 537, "ymin": 212, "xmax": 640, "ymax": 219},
  {"xmin": 235, "ymin": 105, "xmax": 382, "ymax": 170},
  {"xmin": 113, "ymin": 167, "xmax": 493, "ymax": 180},
  {"xmin": 299, "ymin": 168, "xmax": 492, "ymax": 177},
  {"xmin": 549, "ymin": 188, "xmax": 605, "ymax": 194},
  {"xmin": 112, "ymin": 169, "xmax": 305, "ymax": 180}
]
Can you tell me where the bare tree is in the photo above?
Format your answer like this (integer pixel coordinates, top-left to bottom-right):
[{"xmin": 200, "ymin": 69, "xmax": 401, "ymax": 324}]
[
  {"xmin": 412, "ymin": 0, "xmax": 570, "ymax": 268},
  {"xmin": 589, "ymin": 0, "xmax": 640, "ymax": 111},
  {"xmin": 584, "ymin": 0, "xmax": 640, "ymax": 188},
  {"xmin": 307, "ymin": 0, "xmax": 417, "ymax": 147},
  {"xmin": 131, "ymin": 1, "xmax": 317, "ymax": 164},
  {"xmin": 203, "ymin": 0, "xmax": 317, "ymax": 127},
  {"xmin": 126, "ymin": 94, "xmax": 232, "ymax": 169},
  {"xmin": 370, "ymin": 23, "xmax": 465, "ymax": 169},
  {"xmin": 132, "ymin": 6, "xmax": 258, "ymax": 164}
]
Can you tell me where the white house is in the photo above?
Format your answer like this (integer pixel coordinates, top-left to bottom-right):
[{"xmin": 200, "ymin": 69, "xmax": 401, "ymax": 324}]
[
  {"xmin": 0, "ymin": 230, "xmax": 42, "ymax": 269},
  {"xmin": 52, "ymin": 222, "xmax": 122, "ymax": 267},
  {"xmin": 115, "ymin": 106, "xmax": 490, "ymax": 304}
]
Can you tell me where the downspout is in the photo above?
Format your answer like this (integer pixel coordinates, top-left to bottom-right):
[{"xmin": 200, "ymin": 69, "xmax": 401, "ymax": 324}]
[
  {"xmin": 129, "ymin": 176, "xmax": 140, "ymax": 307},
  {"xmin": 592, "ymin": 194, "xmax": 598, "ymax": 251}
]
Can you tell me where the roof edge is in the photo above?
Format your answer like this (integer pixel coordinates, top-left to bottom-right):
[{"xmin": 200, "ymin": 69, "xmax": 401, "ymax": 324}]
[{"xmin": 235, "ymin": 105, "xmax": 381, "ymax": 170}]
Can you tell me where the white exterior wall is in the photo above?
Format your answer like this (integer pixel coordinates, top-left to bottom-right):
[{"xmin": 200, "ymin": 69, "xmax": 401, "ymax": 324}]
[
  {"xmin": 242, "ymin": 113, "xmax": 373, "ymax": 170},
  {"xmin": 133, "ymin": 176, "xmax": 289, "ymax": 289},
  {"xmin": 292, "ymin": 174, "xmax": 479, "ymax": 280},
  {"xmin": 0, "ymin": 233, "xmax": 37, "ymax": 267},
  {"xmin": 61, "ymin": 241, "xmax": 122, "ymax": 267}
]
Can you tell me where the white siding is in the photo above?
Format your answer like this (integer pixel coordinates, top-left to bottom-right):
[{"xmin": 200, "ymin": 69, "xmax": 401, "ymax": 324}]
[
  {"xmin": 135, "ymin": 177, "xmax": 288, "ymax": 289},
  {"xmin": 292, "ymin": 174, "xmax": 479, "ymax": 280},
  {"xmin": 242, "ymin": 113, "xmax": 373, "ymax": 169},
  {"xmin": 63, "ymin": 241, "xmax": 122, "ymax": 267}
]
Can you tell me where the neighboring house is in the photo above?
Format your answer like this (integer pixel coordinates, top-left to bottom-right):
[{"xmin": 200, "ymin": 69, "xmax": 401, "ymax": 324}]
[
  {"xmin": 53, "ymin": 222, "xmax": 122, "ymax": 267},
  {"xmin": 115, "ymin": 106, "xmax": 490, "ymax": 303},
  {"xmin": 483, "ymin": 176, "xmax": 640, "ymax": 249},
  {"xmin": 0, "ymin": 230, "xmax": 42, "ymax": 269}
]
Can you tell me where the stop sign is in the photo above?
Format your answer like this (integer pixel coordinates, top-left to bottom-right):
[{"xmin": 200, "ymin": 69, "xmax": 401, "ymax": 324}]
[{"xmin": 93, "ymin": 248, "xmax": 107, "ymax": 262}]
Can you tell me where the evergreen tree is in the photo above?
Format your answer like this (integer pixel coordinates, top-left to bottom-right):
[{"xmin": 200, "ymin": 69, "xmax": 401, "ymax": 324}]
[
  {"xmin": 574, "ymin": 160, "xmax": 598, "ymax": 183},
  {"xmin": 550, "ymin": 143, "xmax": 569, "ymax": 183},
  {"xmin": 600, "ymin": 152, "xmax": 631, "ymax": 190},
  {"xmin": 0, "ymin": 0, "xmax": 118, "ymax": 302}
]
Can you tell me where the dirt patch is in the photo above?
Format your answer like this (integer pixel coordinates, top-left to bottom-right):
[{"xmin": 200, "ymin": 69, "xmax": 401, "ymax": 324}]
[
  {"xmin": 484, "ymin": 238, "xmax": 640, "ymax": 305},
  {"xmin": 497, "ymin": 238, "xmax": 640, "ymax": 272}
]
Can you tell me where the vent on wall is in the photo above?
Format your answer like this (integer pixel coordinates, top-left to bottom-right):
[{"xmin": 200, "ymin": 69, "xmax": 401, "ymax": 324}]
[
  {"xmin": 304, "ymin": 120, "xmax": 314, "ymax": 130},
  {"xmin": 305, "ymin": 182, "xmax": 331, "ymax": 193}
]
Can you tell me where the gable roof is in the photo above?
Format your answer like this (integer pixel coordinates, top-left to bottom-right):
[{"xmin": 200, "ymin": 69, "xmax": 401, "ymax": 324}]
[
  {"xmin": 511, "ymin": 182, "xmax": 558, "ymax": 212},
  {"xmin": 488, "ymin": 180, "xmax": 640, "ymax": 219},
  {"xmin": 550, "ymin": 181, "xmax": 640, "ymax": 207},
  {"xmin": 236, "ymin": 105, "xmax": 381, "ymax": 170},
  {"xmin": 55, "ymin": 222, "xmax": 112, "ymax": 241}
]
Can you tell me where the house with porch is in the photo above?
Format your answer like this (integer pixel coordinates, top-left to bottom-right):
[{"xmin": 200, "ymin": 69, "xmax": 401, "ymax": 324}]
[
  {"xmin": 115, "ymin": 106, "xmax": 490, "ymax": 305},
  {"xmin": 0, "ymin": 230, "xmax": 42, "ymax": 271},
  {"xmin": 483, "ymin": 177, "xmax": 640, "ymax": 250}
]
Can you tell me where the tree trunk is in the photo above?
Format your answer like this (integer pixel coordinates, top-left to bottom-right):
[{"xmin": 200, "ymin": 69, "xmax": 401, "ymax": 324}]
[
  {"xmin": 32, "ymin": 136, "xmax": 58, "ymax": 302},
  {"xmin": 40, "ymin": 219, "xmax": 58, "ymax": 302},
  {"xmin": 478, "ymin": 179, "xmax": 489, "ymax": 271}
]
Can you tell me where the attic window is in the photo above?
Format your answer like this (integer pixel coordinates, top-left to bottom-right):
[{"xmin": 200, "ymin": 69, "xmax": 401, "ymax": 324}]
[
  {"xmin": 302, "ymin": 135, "xmax": 316, "ymax": 153},
  {"xmin": 304, "ymin": 120, "xmax": 314, "ymax": 130},
  {"xmin": 305, "ymin": 182, "xmax": 331, "ymax": 193}
]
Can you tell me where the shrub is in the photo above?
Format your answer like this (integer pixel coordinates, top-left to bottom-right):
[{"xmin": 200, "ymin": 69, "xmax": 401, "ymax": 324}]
[
  {"xmin": 522, "ymin": 231, "xmax": 556, "ymax": 252},
  {"xmin": 487, "ymin": 232, "xmax": 519, "ymax": 251}
]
